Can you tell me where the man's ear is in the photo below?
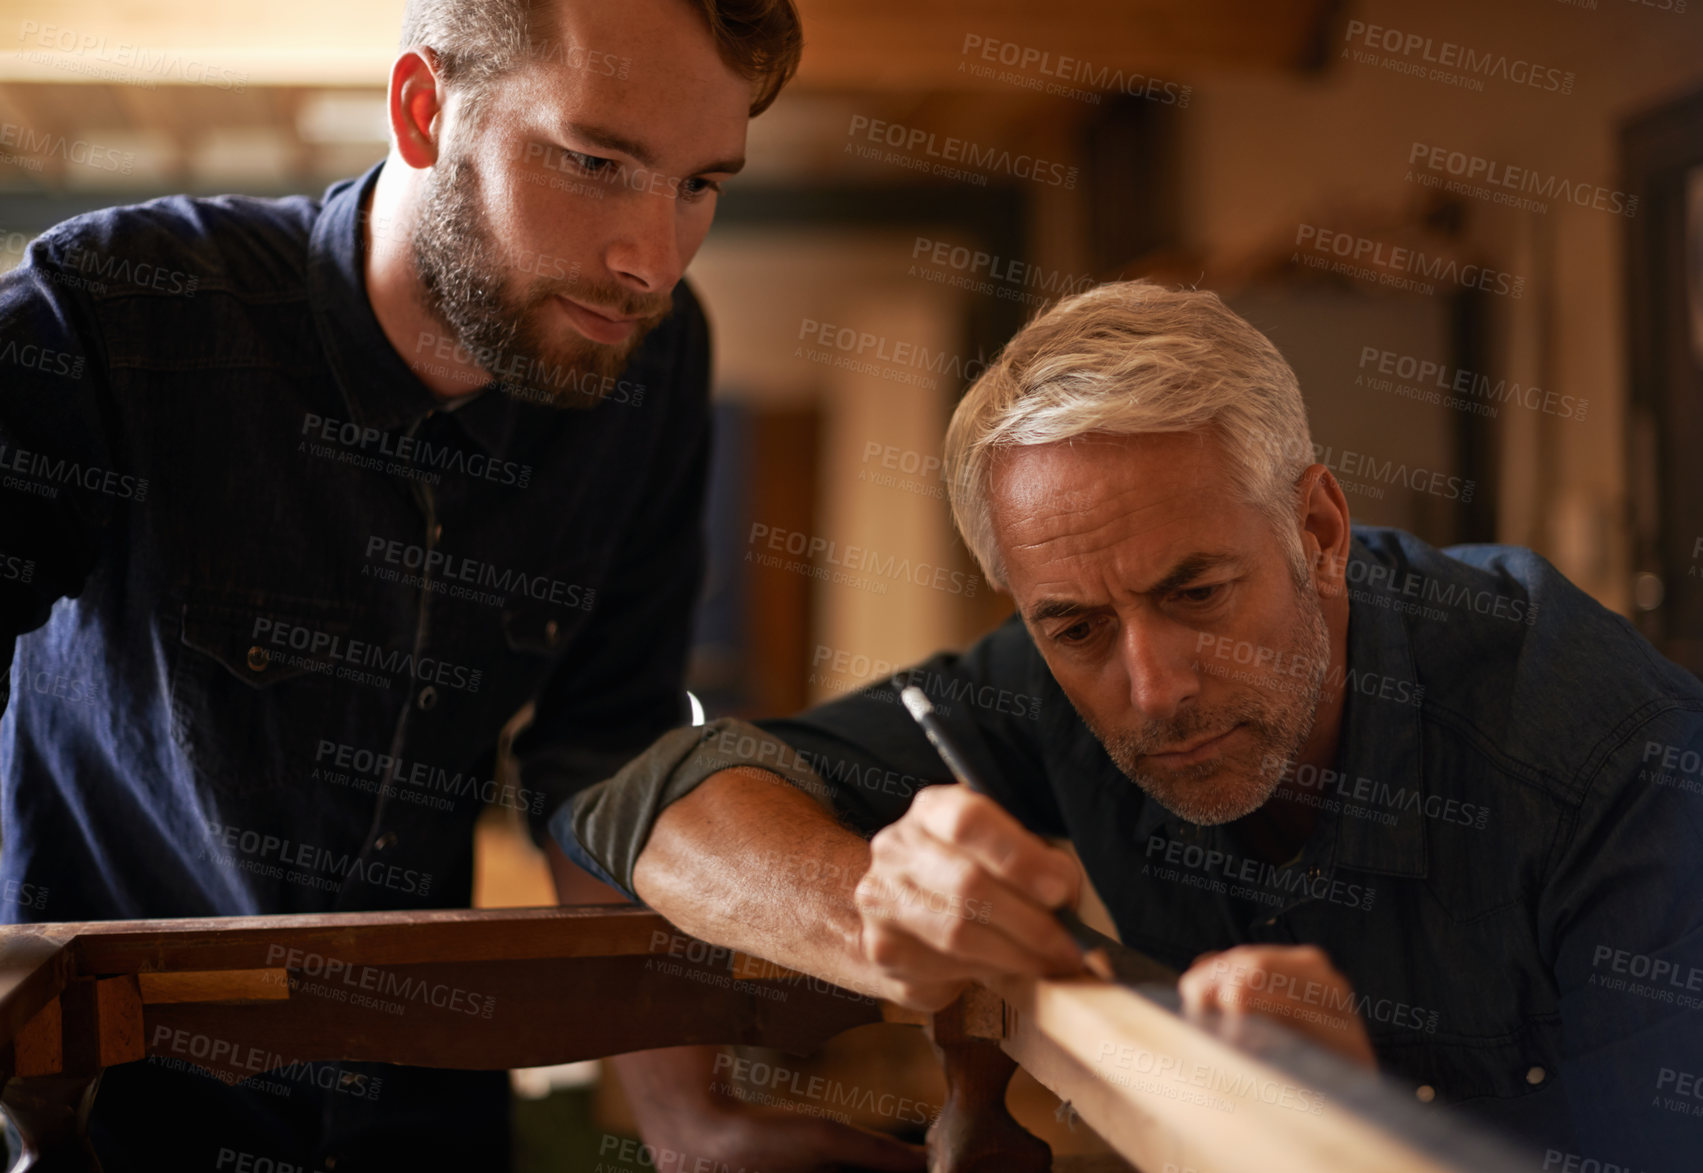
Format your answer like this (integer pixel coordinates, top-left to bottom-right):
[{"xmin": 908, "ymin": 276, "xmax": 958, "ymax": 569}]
[
  {"xmin": 388, "ymin": 47, "xmax": 447, "ymax": 170},
  {"xmin": 1296, "ymin": 463, "xmax": 1352, "ymax": 596}
]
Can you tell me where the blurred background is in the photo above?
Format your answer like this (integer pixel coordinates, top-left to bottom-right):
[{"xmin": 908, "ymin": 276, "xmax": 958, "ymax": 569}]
[{"xmin": 3, "ymin": 0, "xmax": 1701, "ymax": 1166}]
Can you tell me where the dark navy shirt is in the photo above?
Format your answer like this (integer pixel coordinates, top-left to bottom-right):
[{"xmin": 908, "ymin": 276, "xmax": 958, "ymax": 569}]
[
  {"xmin": 0, "ymin": 162, "xmax": 710, "ymax": 1169},
  {"xmin": 565, "ymin": 526, "xmax": 1703, "ymax": 1172}
]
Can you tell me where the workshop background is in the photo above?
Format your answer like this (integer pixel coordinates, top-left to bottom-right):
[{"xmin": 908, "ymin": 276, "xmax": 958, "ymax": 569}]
[{"xmin": 2, "ymin": 0, "xmax": 1700, "ymax": 1166}]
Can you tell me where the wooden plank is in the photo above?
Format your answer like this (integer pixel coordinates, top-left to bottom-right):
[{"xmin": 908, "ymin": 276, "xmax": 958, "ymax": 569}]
[
  {"xmin": 138, "ymin": 969, "xmax": 288, "ymax": 1004},
  {"xmin": 69, "ymin": 905, "xmax": 671, "ymax": 976},
  {"xmin": 140, "ymin": 953, "xmax": 885, "ymax": 1083},
  {"xmin": 998, "ymin": 976, "xmax": 1529, "ymax": 1173}
]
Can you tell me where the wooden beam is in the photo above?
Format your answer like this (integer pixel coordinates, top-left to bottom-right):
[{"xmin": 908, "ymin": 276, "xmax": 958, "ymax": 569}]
[
  {"xmin": 137, "ymin": 969, "xmax": 289, "ymax": 1005},
  {"xmin": 794, "ymin": 0, "xmax": 1340, "ymax": 86},
  {"xmin": 139, "ymin": 953, "xmax": 883, "ymax": 1082},
  {"xmin": 0, "ymin": 0, "xmax": 1338, "ymax": 88},
  {"xmin": 998, "ymin": 975, "xmax": 1530, "ymax": 1173},
  {"xmin": 70, "ymin": 904, "xmax": 668, "ymax": 975}
]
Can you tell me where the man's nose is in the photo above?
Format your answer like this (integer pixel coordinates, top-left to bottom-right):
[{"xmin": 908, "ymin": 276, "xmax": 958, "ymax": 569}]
[
  {"xmin": 604, "ymin": 183, "xmax": 683, "ymax": 294},
  {"xmin": 1118, "ymin": 621, "xmax": 1200, "ymax": 723}
]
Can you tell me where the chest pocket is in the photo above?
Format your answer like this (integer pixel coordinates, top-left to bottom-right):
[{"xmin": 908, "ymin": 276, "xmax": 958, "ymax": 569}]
[{"xmin": 169, "ymin": 589, "xmax": 390, "ymax": 797}]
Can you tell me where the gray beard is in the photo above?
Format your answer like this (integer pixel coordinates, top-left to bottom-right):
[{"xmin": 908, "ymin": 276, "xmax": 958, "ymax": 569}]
[{"xmin": 1078, "ymin": 588, "xmax": 1330, "ymax": 826}]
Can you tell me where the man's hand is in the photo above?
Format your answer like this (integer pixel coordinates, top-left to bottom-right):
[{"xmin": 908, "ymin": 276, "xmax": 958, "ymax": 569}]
[
  {"xmin": 854, "ymin": 784, "xmax": 1086, "ymax": 1009},
  {"xmin": 1177, "ymin": 944, "xmax": 1377, "ymax": 1069}
]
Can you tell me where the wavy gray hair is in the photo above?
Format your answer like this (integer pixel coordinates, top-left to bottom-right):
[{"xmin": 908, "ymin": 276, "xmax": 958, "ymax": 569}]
[{"xmin": 944, "ymin": 280, "xmax": 1315, "ymax": 589}]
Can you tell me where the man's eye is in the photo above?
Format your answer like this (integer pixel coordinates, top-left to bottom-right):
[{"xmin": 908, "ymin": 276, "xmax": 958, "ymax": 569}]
[
  {"xmin": 1176, "ymin": 584, "xmax": 1222, "ymax": 605},
  {"xmin": 562, "ymin": 149, "xmax": 612, "ymax": 175},
  {"xmin": 1055, "ymin": 621, "xmax": 1094, "ymax": 645},
  {"xmin": 680, "ymin": 176, "xmax": 723, "ymax": 202}
]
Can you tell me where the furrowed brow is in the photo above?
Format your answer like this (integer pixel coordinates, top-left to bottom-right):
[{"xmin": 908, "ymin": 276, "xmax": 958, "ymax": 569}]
[
  {"xmin": 1026, "ymin": 599, "xmax": 1097, "ymax": 625},
  {"xmin": 1024, "ymin": 553, "xmax": 1243, "ymax": 626},
  {"xmin": 1144, "ymin": 552, "xmax": 1241, "ymax": 597}
]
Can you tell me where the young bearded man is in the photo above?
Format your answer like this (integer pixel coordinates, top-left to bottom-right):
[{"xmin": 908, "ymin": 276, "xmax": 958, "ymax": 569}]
[
  {"xmin": 0, "ymin": 1, "xmax": 924, "ymax": 1169},
  {"xmin": 561, "ymin": 281, "xmax": 1703, "ymax": 1172}
]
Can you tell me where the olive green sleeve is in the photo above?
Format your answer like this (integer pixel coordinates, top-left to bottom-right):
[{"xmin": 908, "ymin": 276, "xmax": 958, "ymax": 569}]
[{"xmin": 547, "ymin": 717, "xmax": 836, "ymax": 898}]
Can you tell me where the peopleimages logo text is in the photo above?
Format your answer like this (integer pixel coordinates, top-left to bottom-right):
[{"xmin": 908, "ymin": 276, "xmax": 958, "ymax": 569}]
[
  {"xmin": 299, "ymin": 413, "xmax": 532, "ymax": 487},
  {"xmin": 1341, "ymin": 20, "xmax": 1575, "ymax": 94},
  {"xmin": 250, "ymin": 617, "xmax": 483, "ymax": 693},
  {"xmin": 1295, "ymin": 225, "xmax": 1525, "ymax": 299}
]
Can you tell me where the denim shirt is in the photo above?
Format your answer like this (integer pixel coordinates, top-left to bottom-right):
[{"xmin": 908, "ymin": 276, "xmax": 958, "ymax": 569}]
[
  {"xmin": 0, "ymin": 159, "xmax": 710, "ymax": 1164},
  {"xmin": 563, "ymin": 526, "xmax": 1703, "ymax": 1172}
]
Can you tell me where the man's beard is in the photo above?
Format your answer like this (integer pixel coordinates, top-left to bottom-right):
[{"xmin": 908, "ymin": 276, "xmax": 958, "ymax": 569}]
[
  {"xmin": 1077, "ymin": 582, "xmax": 1331, "ymax": 827},
  {"xmin": 410, "ymin": 155, "xmax": 673, "ymax": 409}
]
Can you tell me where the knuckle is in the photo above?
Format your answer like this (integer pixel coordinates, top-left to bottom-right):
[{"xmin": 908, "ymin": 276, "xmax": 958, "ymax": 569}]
[{"xmin": 867, "ymin": 825, "xmax": 902, "ymax": 860}]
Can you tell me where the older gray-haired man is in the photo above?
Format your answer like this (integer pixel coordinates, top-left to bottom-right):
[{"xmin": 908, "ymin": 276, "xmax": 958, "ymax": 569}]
[{"xmin": 557, "ymin": 280, "xmax": 1703, "ymax": 1171}]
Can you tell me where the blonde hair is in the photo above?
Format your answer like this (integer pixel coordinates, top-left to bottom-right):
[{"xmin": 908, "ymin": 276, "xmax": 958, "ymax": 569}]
[{"xmin": 945, "ymin": 280, "xmax": 1314, "ymax": 588}]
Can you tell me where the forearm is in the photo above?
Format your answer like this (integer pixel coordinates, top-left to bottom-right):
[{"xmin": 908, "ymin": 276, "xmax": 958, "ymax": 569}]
[{"xmin": 633, "ymin": 767, "xmax": 877, "ymax": 997}]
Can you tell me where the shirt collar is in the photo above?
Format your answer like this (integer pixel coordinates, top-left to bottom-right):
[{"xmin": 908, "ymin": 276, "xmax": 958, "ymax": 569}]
[
  {"xmin": 1323, "ymin": 533, "xmax": 1430, "ymax": 879},
  {"xmin": 306, "ymin": 161, "xmax": 521, "ymax": 456}
]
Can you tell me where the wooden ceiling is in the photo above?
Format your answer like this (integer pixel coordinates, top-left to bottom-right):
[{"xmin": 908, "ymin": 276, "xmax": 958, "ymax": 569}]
[{"xmin": 0, "ymin": 0, "xmax": 1341, "ymax": 191}]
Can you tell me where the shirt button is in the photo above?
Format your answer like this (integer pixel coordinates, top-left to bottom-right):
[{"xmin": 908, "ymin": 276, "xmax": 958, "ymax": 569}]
[
  {"xmin": 1525, "ymin": 1066, "xmax": 1546, "ymax": 1085},
  {"xmin": 338, "ymin": 1072, "xmax": 362, "ymax": 1089},
  {"xmin": 1306, "ymin": 865, "xmax": 1323, "ymax": 881},
  {"xmin": 1415, "ymin": 1084, "xmax": 1436, "ymax": 1103},
  {"xmin": 544, "ymin": 618, "xmax": 559, "ymax": 646},
  {"xmin": 416, "ymin": 686, "xmax": 438, "ymax": 711},
  {"xmin": 374, "ymin": 831, "xmax": 398, "ymax": 851},
  {"xmin": 246, "ymin": 646, "xmax": 268, "ymax": 673}
]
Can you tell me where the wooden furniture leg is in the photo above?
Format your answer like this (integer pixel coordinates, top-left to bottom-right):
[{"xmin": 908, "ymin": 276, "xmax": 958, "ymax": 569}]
[{"xmin": 926, "ymin": 988, "xmax": 1051, "ymax": 1172}]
